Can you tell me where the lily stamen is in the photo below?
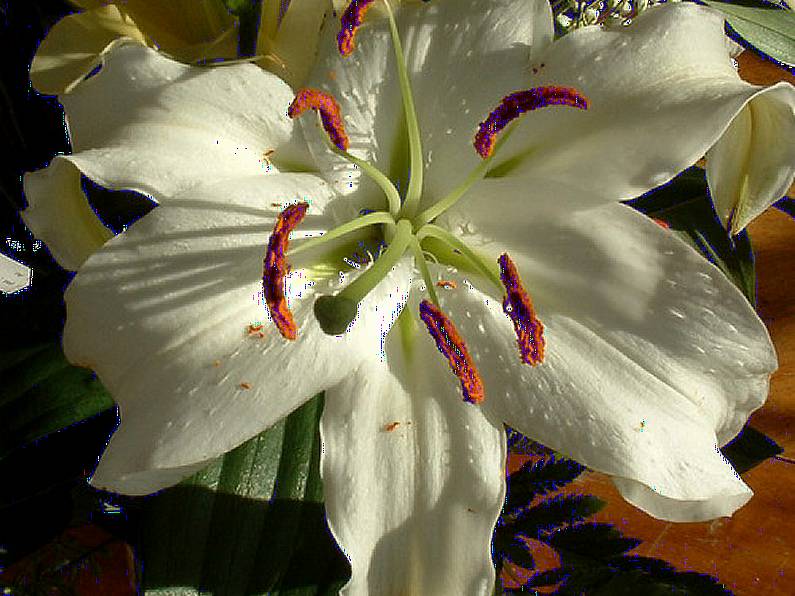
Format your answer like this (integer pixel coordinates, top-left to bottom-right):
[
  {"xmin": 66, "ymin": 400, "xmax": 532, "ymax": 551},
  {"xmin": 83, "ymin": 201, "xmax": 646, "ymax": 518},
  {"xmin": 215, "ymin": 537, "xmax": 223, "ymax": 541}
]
[
  {"xmin": 338, "ymin": 0, "xmax": 377, "ymax": 56},
  {"xmin": 419, "ymin": 299, "xmax": 485, "ymax": 404},
  {"xmin": 474, "ymin": 87, "xmax": 589, "ymax": 158},
  {"xmin": 498, "ymin": 253, "xmax": 545, "ymax": 365},
  {"xmin": 263, "ymin": 202, "xmax": 309, "ymax": 340},
  {"xmin": 288, "ymin": 88, "xmax": 350, "ymax": 151}
]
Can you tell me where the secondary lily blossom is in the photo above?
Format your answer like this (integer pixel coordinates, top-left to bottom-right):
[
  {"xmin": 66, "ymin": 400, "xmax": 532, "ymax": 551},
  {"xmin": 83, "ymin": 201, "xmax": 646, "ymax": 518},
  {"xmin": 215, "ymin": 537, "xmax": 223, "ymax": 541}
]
[{"xmin": 22, "ymin": 0, "xmax": 795, "ymax": 593}]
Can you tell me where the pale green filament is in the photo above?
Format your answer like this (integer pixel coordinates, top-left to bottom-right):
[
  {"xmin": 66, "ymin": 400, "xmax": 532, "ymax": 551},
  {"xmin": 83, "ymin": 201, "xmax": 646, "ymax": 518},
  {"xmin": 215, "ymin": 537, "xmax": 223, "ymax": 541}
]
[
  {"xmin": 409, "ymin": 236, "xmax": 439, "ymax": 305},
  {"xmin": 316, "ymin": 113, "xmax": 402, "ymax": 216},
  {"xmin": 290, "ymin": 210, "xmax": 396, "ymax": 256},
  {"xmin": 416, "ymin": 224, "xmax": 502, "ymax": 290},
  {"xmin": 382, "ymin": 0, "xmax": 424, "ymax": 218},
  {"xmin": 413, "ymin": 123, "xmax": 518, "ymax": 227}
]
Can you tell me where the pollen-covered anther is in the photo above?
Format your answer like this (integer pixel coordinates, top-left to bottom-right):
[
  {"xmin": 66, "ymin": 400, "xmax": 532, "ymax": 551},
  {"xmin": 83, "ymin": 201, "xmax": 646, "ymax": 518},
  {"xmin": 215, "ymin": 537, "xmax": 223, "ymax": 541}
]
[
  {"xmin": 288, "ymin": 88, "xmax": 350, "ymax": 151},
  {"xmin": 419, "ymin": 300, "xmax": 485, "ymax": 404},
  {"xmin": 338, "ymin": 0, "xmax": 376, "ymax": 56},
  {"xmin": 474, "ymin": 86, "xmax": 589, "ymax": 158},
  {"xmin": 499, "ymin": 253, "xmax": 545, "ymax": 365},
  {"xmin": 263, "ymin": 202, "xmax": 309, "ymax": 340}
]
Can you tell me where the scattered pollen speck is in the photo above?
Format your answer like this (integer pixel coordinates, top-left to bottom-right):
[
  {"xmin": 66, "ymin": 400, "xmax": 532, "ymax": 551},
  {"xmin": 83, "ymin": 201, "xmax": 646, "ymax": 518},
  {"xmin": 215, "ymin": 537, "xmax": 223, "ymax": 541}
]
[
  {"xmin": 384, "ymin": 421, "xmax": 400, "ymax": 432},
  {"xmin": 436, "ymin": 280, "xmax": 458, "ymax": 289},
  {"xmin": 239, "ymin": 382, "xmax": 252, "ymax": 390},
  {"xmin": 212, "ymin": 359, "xmax": 222, "ymax": 367}
]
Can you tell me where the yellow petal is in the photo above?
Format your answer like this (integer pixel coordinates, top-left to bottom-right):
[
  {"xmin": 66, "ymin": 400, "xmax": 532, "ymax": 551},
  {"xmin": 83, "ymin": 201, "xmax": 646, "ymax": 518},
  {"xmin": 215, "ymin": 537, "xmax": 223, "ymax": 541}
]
[
  {"xmin": 257, "ymin": 0, "xmax": 332, "ymax": 88},
  {"xmin": 31, "ymin": 5, "xmax": 146, "ymax": 95},
  {"xmin": 22, "ymin": 157, "xmax": 113, "ymax": 271},
  {"xmin": 122, "ymin": 0, "xmax": 238, "ymax": 62}
]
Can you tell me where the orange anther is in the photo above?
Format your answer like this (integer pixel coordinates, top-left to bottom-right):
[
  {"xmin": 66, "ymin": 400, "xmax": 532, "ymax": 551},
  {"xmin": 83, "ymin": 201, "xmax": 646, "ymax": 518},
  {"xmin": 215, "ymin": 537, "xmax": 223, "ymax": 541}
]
[
  {"xmin": 338, "ymin": 0, "xmax": 376, "ymax": 56},
  {"xmin": 419, "ymin": 300, "xmax": 485, "ymax": 404},
  {"xmin": 498, "ymin": 254, "xmax": 545, "ymax": 365},
  {"xmin": 288, "ymin": 88, "xmax": 350, "ymax": 151},
  {"xmin": 263, "ymin": 203, "xmax": 308, "ymax": 340}
]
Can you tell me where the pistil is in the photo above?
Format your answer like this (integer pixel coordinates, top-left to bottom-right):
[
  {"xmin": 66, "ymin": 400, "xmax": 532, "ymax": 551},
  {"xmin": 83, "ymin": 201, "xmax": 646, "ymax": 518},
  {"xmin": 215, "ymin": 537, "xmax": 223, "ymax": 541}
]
[{"xmin": 314, "ymin": 218, "xmax": 414, "ymax": 334}]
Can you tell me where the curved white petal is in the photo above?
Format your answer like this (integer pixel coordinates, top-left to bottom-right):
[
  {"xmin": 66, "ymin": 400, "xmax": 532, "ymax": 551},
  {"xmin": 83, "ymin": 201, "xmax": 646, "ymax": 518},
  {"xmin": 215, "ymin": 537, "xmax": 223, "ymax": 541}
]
[
  {"xmin": 67, "ymin": 173, "xmax": 412, "ymax": 495},
  {"xmin": 434, "ymin": 197, "xmax": 775, "ymax": 521},
  {"xmin": 321, "ymin": 320, "xmax": 505, "ymax": 596},
  {"xmin": 60, "ymin": 40, "xmax": 303, "ymax": 197},
  {"xmin": 303, "ymin": 0, "xmax": 553, "ymax": 205},
  {"xmin": 706, "ymin": 86, "xmax": 795, "ymax": 234},
  {"xmin": 21, "ymin": 157, "xmax": 113, "ymax": 270},
  {"xmin": 490, "ymin": 2, "xmax": 795, "ymax": 206}
]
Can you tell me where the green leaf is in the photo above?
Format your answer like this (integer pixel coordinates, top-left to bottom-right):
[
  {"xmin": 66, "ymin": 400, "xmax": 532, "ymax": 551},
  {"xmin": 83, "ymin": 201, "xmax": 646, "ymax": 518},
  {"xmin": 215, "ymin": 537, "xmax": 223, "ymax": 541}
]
[
  {"xmin": 506, "ymin": 495, "xmax": 607, "ymax": 540},
  {"xmin": 548, "ymin": 523, "xmax": 641, "ymax": 561},
  {"xmin": 504, "ymin": 457, "xmax": 586, "ymax": 515},
  {"xmin": 626, "ymin": 167, "xmax": 757, "ymax": 305},
  {"xmin": 720, "ymin": 423, "xmax": 783, "ymax": 473},
  {"xmin": 703, "ymin": 0, "xmax": 795, "ymax": 67},
  {"xmin": 0, "ymin": 342, "xmax": 115, "ymax": 461},
  {"xmin": 140, "ymin": 393, "xmax": 350, "ymax": 595}
]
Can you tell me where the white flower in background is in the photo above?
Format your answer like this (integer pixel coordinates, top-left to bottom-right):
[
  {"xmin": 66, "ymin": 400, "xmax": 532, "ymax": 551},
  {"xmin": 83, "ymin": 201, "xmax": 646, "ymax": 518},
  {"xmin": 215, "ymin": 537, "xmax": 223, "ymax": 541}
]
[{"xmin": 21, "ymin": 0, "xmax": 795, "ymax": 593}]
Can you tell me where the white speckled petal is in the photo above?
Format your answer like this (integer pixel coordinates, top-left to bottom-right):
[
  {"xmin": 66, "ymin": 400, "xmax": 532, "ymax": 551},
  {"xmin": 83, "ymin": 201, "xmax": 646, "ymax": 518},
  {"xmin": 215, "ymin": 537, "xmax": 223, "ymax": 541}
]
[
  {"xmin": 303, "ymin": 0, "xmax": 553, "ymax": 205},
  {"xmin": 437, "ymin": 192, "xmax": 775, "ymax": 520},
  {"xmin": 321, "ymin": 323, "xmax": 505, "ymax": 595},
  {"xmin": 489, "ymin": 3, "xmax": 795, "ymax": 207},
  {"xmin": 66, "ymin": 173, "xmax": 412, "ymax": 495}
]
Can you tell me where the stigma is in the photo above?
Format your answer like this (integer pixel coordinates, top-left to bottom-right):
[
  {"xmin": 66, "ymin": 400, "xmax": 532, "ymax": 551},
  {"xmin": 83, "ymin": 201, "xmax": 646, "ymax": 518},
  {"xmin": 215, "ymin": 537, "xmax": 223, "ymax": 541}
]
[
  {"xmin": 499, "ymin": 254, "xmax": 545, "ymax": 365},
  {"xmin": 288, "ymin": 88, "xmax": 350, "ymax": 151},
  {"xmin": 419, "ymin": 300, "xmax": 485, "ymax": 404},
  {"xmin": 474, "ymin": 87, "xmax": 589, "ymax": 158},
  {"xmin": 338, "ymin": 0, "xmax": 377, "ymax": 56},
  {"xmin": 263, "ymin": 203, "xmax": 309, "ymax": 340}
]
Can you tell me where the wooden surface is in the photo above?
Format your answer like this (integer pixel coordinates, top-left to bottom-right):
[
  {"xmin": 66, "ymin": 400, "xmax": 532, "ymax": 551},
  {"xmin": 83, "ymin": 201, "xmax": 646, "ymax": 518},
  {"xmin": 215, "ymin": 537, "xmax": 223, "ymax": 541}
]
[{"xmin": 543, "ymin": 207, "xmax": 794, "ymax": 596}]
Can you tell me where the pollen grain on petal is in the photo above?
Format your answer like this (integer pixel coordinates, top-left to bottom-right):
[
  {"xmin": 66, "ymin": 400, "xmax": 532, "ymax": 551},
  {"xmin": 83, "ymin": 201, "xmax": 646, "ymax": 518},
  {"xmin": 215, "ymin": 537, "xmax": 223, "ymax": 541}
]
[
  {"xmin": 288, "ymin": 88, "xmax": 350, "ymax": 151},
  {"xmin": 338, "ymin": 0, "xmax": 377, "ymax": 56},
  {"xmin": 499, "ymin": 253, "xmax": 545, "ymax": 365},
  {"xmin": 474, "ymin": 87, "xmax": 589, "ymax": 158},
  {"xmin": 419, "ymin": 300, "xmax": 485, "ymax": 404},
  {"xmin": 263, "ymin": 202, "xmax": 309, "ymax": 340}
]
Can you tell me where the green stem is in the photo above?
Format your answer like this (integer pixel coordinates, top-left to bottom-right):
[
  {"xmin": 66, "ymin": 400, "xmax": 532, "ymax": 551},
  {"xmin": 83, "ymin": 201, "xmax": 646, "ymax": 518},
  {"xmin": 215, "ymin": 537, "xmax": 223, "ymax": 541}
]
[
  {"xmin": 413, "ymin": 123, "xmax": 517, "ymax": 227},
  {"xmin": 316, "ymin": 113, "xmax": 402, "ymax": 216},
  {"xmin": 409, "ymin": 236, "xmax": 439, "ymax": 305},
  {"xmin": 416, "ymin": 224, "xmax": 502, "ymax": 290},
  {"xmin": 290, "ymin": 211, "xmax": 395, "ymax": 255},
  {"xmin": 383, "ymin": 0, "xmax": 424, "ymax": 219},
  {"xmin": 337, "ymin": 218, "xmax": 413, "ymax": 304}
]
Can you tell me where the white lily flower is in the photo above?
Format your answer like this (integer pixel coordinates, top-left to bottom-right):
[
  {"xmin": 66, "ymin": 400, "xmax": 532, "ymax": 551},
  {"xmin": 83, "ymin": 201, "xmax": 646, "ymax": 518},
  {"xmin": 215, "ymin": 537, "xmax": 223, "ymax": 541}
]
[{"xmin": 22, "ymin": 0, "xmax": 790, "ymax": 592}]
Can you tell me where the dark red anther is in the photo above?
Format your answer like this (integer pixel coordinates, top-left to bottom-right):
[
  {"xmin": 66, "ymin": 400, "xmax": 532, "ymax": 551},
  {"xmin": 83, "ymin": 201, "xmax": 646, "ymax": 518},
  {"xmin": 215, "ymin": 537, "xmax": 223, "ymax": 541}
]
[
  {"xmin": 338, "ymin": 0, "xmax": 377, "ymax": 56},
  {"xmin": 288, "ymin": 88, "xmax": 350, "ymax": 151},
  {"xmin": 419, "ymin": 300, "xmax": 485, "ymax": 404},
  {"xmin": 263, "ymin": 203, "xmax": 309, "ymax": 340},
  {"xmin": 498, "ymin": 253, "xmax": 545, "ymax": 365},
  {"xmin": 474, "ymin": 87, "xmax": 588, "ymax": 158}
]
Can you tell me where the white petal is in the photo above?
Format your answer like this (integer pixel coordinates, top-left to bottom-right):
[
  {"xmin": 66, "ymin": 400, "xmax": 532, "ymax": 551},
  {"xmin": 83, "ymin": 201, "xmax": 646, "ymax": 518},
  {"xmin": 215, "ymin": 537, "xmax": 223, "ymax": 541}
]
[
  {"xmin": 490, "ymin": 3, "xmax": 795, "ymax": 206},
  {"xmin": 21, "ymin": 157, "xmax": 113, "ymax": 270},
  {"xmin": 59, "ymin": 41, "xmax": 306, "ymax": 200},
  {"xmin": 303, "ymin": 0, "xmax": 552, "ymax": 205},
  {"xmin": 67, "ymin": 173, "xmax": 412, "ymax": 494},
  {"xmin": 706, "ymin": 87, "xmax": 795, "ymax": 234},
  {"xmin": 432, "ymin": 200, "xmax": 775, "ymax": 521},
  {"xmin": 321, "ymin": 328, "xmax": 505, "ymax": 596}
]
